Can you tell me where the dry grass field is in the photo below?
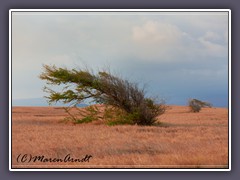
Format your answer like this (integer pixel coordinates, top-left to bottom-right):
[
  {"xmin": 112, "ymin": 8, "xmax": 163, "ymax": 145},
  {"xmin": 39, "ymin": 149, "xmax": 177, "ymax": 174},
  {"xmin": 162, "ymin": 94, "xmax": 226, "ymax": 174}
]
[{"xmin": 11, "ymin": 105, "xmax": 229, "ymax": 169}]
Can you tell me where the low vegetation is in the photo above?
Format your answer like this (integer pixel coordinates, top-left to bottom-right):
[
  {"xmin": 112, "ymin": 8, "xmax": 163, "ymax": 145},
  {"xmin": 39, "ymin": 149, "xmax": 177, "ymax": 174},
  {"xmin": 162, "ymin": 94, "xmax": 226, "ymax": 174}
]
[
  {"xmin": 12, "ymin": 106, "xmax": 229, "ymax": 168},
  {"xmin": 188, "ymin": 98, "xmax": 212, "ymax": 112}
]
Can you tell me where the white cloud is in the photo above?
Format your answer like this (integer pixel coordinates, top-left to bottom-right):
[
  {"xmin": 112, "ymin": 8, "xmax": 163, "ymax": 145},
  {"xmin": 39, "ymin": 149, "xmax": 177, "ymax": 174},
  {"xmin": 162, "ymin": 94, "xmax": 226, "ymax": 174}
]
[
  {"xmin": 130, "ymin": 21, "xmax": 189, "ymax": 61},
  {"xmin": 198, "ymin": 31, "xmax": 227, "ymax": 57},
  {"xmin": 202, "ymin": 31, "xmax": 221, "ymax": 42},
  {"xmin": 129, "ymin": 18, "xmax": 228, "ymax": 62},
  {"xmin": 132, "ymin": 21, "xmax": 183, "ymax": 45}
]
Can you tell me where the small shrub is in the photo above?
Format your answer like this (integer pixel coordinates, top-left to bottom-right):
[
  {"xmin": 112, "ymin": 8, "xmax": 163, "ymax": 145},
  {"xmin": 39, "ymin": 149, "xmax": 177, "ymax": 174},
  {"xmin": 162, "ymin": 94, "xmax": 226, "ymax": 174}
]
[{"xmin": 188, "ymin": 98, "xmax": 212, "ymax": 112}]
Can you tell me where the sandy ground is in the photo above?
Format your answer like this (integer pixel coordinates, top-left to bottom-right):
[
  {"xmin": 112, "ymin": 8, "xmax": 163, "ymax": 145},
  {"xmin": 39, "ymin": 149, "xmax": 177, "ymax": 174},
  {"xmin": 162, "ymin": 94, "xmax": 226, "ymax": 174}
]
[{"xmin": 11, "ymin": 105, "xmax": 229, "ymax": 169}]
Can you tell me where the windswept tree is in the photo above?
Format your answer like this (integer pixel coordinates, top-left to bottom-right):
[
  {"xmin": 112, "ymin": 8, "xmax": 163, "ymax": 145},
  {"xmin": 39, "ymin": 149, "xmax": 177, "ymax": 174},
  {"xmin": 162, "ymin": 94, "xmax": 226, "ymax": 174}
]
[
  {"xmin": 188, "ymin": 98, "xmax": 212, "ymax": 113},
  {"xmin": 40, "ymin": 65, "xmax": 166, "ymax": 125}
]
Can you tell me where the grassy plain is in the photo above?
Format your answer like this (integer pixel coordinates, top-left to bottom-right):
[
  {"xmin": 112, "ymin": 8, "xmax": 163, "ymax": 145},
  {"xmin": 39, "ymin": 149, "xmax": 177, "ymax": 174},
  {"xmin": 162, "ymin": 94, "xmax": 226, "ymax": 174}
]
[{"xmin": 11, "ymin": 105, "xmax": 229, "ymax": 169}]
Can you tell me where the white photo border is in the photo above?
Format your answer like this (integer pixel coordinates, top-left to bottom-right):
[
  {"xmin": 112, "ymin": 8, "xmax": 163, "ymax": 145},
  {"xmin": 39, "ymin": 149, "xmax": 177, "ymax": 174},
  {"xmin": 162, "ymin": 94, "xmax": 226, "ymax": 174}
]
[{"xmin": 9, "ymin": 9, "xmax": 231, "ymax": 171}]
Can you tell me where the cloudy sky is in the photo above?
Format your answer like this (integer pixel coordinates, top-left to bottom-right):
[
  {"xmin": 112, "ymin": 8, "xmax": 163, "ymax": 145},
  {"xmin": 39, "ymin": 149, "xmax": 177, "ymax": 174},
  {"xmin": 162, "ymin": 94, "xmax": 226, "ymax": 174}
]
[{"xmin": 11, "ymin": 10, "xmax": 229, "ymax": 107}]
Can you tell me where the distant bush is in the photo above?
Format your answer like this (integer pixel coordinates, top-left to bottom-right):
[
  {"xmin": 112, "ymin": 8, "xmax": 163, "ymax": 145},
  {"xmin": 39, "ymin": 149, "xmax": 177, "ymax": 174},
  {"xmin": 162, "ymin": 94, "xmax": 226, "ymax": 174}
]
[
  {"xmin": 188, "ymin": 98, "xmax": 212, "ymax": 112},
  {"xmin": 40, "ymin": 64, "xmax": 166, "ymax": 126}
]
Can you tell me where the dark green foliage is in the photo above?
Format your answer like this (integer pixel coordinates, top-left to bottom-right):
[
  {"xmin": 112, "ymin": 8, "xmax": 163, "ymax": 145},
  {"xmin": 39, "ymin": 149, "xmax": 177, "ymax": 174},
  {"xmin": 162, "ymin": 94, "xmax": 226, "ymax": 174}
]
[
  {"xmin": 75, "ymin": 116, "xmax": 95, "ymax": 124},
  {"xmin": 188, "ymin": 98, "xmax": 212, "ymax": 112},
  {"xmin": 103, "ymin": 106, "xmax": 135, "ymax": 126},
  {"xmin": 40, "ymin": 64, "xmax": 166, "ymax": 125},
  {"xmin": 75, "ymin": 105, "xmax": 100, "ymax": 124}
]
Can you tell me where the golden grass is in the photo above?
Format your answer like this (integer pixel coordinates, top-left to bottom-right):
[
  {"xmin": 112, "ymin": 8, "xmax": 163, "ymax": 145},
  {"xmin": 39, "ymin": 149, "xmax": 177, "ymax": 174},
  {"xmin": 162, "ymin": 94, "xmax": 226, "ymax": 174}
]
[{"xmin": 11, "ymin": 105, "xmax": 229, "ymax": 169}]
